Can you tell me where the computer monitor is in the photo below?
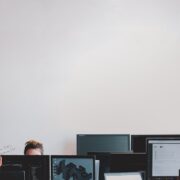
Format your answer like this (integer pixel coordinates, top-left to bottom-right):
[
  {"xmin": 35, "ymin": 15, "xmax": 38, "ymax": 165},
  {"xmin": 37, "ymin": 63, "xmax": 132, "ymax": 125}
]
[
  {"xmin": 147, "ymin": 138, "xmax": 180, "ymax": 179},
  {"xmin": 2, "ymin": 155, "xmax": 50, "ymax": 180},
  {"xmin": 0, "ymin": 170, "xmax": 25, "ymax": 180},
  {"xmin": 77, "ymin": 134, "xmax": 130, "ymax": 155},
  {"xmin": 131, "ymin": 134, "xmax": 180, "ymax": 153},
  {"xmin": 110, "ymin": 153, "xmax": 147, "ymax": 173},
  {"xmin": 88, "ymin": 152, "xmax": 147, "ymax": 180},
  {"xmin": 51, "ymin": 155, "xmax": 95, "ymax": 180}
]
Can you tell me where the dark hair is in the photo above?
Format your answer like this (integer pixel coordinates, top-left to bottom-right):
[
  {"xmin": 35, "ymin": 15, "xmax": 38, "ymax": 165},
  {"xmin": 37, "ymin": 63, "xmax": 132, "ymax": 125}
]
[{"xmin": 24, "ymin": 140, "xmax": 44, "ymax": 155}]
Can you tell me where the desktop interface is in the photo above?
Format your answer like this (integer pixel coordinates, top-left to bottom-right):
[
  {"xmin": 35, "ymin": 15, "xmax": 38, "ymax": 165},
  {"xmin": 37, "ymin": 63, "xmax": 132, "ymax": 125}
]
[{"xmin": 148, "ymin": 139, "xmax": 180, "ymax": 179}]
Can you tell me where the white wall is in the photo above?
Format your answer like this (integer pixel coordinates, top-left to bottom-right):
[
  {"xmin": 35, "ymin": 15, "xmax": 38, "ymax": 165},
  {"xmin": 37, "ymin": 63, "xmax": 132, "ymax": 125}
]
[{"xmin": 0, "ymin": 0, "xmax": 180, "ymax": 155}]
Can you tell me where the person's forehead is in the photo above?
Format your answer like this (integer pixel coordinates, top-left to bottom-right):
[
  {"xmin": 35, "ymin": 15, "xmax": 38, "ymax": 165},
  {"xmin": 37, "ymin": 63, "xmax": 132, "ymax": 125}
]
[{"xmin": 26, "ymin": 148, "xmax": 42, "ymax": 155}]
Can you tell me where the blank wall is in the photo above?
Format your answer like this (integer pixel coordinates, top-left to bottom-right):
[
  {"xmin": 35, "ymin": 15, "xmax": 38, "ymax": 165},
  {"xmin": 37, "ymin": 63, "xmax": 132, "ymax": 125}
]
[{"xmin": 0, "ymin": 0, "xmax": 180, "ymax": 154}]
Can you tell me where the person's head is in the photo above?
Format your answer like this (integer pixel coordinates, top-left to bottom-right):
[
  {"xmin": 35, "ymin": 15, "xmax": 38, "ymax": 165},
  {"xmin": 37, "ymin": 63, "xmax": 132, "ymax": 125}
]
[
  {"xmin": 0, "ymin": 156, "xmax": 2, "ymax": 167},
  {"xmin": 24, "ymin": 140, "xmax": 44, "ymax": 155}
]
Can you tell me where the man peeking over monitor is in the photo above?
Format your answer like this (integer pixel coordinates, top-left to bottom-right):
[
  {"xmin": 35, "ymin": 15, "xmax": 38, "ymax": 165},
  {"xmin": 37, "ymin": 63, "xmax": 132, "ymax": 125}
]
[
  {"xmin": 0, "ymin": 156, "xmax": 2, "ymax": 167},
  {"xmin": 24, "ymin": 140, "xmax": 44, "ymax": 155}
]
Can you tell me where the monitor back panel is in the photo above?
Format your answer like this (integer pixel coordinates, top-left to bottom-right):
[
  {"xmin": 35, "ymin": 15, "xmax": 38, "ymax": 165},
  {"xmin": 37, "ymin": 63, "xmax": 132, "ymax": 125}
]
[
  {"xmin": 2, "ymin": 155, "xmax": 50, "ymax": 180},
  {"xmin": 0, "ymin": 170, "xmax": 25, "ymax": 180},
  {"xmin": 110, "ymin": 153, "xmax": 147, "ymax": 173}
]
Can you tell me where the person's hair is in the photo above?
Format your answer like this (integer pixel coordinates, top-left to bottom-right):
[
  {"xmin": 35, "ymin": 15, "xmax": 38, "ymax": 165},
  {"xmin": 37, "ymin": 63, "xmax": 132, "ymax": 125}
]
[{"xmin": 24, "ymin": 140, "xmax": 44, "ymax": 155}]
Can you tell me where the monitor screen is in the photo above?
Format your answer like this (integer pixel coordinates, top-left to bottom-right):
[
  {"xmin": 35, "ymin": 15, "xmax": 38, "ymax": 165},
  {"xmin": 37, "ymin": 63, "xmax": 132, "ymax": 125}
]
[
  {"xmin": 77, "ymin": 134, "xmax": 130, "ymax": 155},
  {"xmin": 51, "ymin": 155, "xmax": 95, "ymax": 180},
  {"xmin": 147, "ymin": 139, "xmax": 180, "ymax": 179},
  {"xmin": 131, "ymin": 134, "xmax": 180, "ymax": 153},
  {"xmin": 1, "ymin": 155, "xmax": 50, "ymax": 180}
]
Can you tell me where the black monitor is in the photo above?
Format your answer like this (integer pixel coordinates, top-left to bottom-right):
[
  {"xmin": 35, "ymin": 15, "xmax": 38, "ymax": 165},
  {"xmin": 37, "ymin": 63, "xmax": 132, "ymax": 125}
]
[
  {"xmin": 77, "ymin": 134, "xmax": 130, "ymax": 155},
  {"xmin": 51, "ymin": 155, "xmax": 95, "ymax": 180},
  {"xmin": 1, "ymin": 155, "xmax": 49, "ymax": 180},
  {"xmin": 110, "ymin": 153, "xmax": 147, "ymax": 173},
  {"xmin": 88, "ymin": 152, "xmax": 147, "ymax": 180},
  {"xmin": 147, "ymin": 138, "xmax": 180, "ymax": 179},
  {"xmin": 0, "ymin": 170, "xmax": 25, "ymax": 180},
  {"xmin": 131, "ymin": 134, "xmax": 180, "ymax": 153}
]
